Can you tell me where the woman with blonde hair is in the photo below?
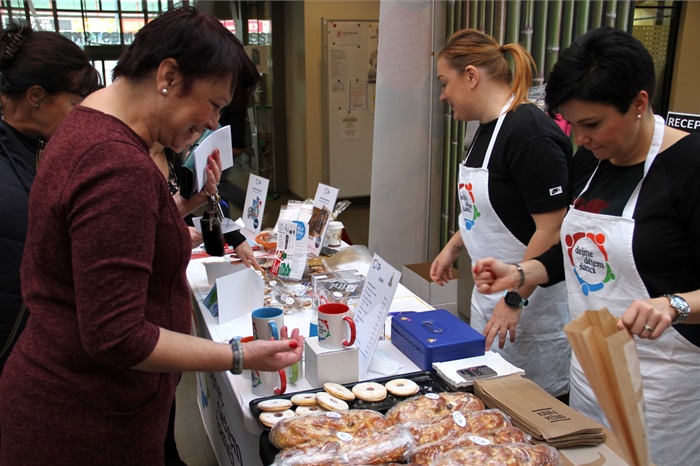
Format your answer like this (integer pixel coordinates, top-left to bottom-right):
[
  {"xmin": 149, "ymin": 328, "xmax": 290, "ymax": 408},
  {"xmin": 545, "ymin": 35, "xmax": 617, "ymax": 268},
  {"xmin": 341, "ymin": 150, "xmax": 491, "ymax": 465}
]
[{"xmin": 430, "ymin": 29, "xmax": 572, "ymax": 398}]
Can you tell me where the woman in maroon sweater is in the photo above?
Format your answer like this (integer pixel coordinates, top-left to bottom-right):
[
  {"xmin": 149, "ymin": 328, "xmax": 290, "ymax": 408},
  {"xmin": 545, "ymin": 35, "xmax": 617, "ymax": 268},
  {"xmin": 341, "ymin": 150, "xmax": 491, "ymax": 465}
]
[{"xmin": 0, "ymin": 7, "xmax": 303, "ymax": 465}]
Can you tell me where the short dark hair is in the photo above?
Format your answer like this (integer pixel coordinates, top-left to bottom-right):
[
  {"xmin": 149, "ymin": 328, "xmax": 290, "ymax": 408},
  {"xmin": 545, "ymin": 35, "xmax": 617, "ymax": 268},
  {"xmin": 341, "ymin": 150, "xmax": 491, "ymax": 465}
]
[
  {"xmin": 545, "ymin": 27, "xmax": 656, "ymax": 116},
  {"xmin": 113, "ymin": 6, "xmax": 259, "ymax": 106},
  {"xmin": 0, "ymin": 22, "xmax": 100, "ymax": 99}
]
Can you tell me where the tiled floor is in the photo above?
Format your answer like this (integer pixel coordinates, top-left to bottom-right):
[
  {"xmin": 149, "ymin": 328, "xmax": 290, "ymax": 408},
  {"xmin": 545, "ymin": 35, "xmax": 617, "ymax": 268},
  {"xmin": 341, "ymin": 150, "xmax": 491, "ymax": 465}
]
[{"xmin": 175, "ymin": 167, "xmax": 371, "ymax": 465}]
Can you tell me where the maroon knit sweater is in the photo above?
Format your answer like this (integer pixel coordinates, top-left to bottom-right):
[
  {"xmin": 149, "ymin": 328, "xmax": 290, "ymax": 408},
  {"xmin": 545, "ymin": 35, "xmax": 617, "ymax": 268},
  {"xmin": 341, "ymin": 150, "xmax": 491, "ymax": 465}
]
[{"xmin": 0, "ymin": 106, "xmax": 192, "ymax": 465}]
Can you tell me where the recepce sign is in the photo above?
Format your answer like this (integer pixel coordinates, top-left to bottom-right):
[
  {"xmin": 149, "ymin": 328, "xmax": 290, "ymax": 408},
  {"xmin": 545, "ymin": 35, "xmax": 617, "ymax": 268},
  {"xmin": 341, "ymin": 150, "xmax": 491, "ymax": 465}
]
[{"xmin": 666, "ymin": 111, "xmax": 700, "ymax": 133}]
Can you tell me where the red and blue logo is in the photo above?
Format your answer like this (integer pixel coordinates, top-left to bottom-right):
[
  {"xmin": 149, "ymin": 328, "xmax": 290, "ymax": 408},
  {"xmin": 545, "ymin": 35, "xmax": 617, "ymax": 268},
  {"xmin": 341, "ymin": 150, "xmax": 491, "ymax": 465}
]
[
  {"xmin": 565, "ymin": 232, "xmax": 616, "ymax": 296},
  {"xmin": 458, "ymin": 183, "xmax": 480, "ymax": 230}
]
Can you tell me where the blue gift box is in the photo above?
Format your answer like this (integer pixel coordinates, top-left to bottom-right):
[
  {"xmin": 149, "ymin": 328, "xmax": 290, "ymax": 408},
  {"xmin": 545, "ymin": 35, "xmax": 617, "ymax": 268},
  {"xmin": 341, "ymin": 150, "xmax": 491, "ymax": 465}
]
[{"xmin": 391, "ymin": 310, "xmax": 485, "ymax": 371}]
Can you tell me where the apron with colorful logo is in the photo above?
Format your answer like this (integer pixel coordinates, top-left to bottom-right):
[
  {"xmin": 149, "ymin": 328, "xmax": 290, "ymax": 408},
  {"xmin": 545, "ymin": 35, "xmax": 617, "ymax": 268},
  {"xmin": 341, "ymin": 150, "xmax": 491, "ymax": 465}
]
[
  {"xmin": 459, "ymin": 101, "xmax": 570, "ymax": 397},
  {"xmin": 562, "ymin": 115, "xmax": 700, "ymax": 465}
]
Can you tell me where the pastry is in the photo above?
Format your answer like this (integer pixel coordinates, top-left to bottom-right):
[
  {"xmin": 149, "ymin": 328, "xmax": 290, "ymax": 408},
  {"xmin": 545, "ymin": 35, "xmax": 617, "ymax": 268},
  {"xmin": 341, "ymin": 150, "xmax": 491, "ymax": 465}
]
[
  {"xmin": 351, "ymin": 381, "xmax": 387, "ymax": 402},
  {"xmin": 259, "ymin": 409, "xmax": 295, "ymax": 428},
  {"xmin": 323, "ymin": 382, "xmax": 355, "ymax": 401},
  {"xmin": 386, "ymin": 393, "xmax": 448, "ymax": 424},
  {"xmin": 257, "ymin": 398, "xmax": 293, "ymax": 412},
  {"xmin": 385, "ymin": 378, "xmax": 420, "ymax": 397},
  {"xmin": 294, "ymin": 405, "xmax": 328, "ymax": 416},
  {"xmin": 315, "ymin": 391, "xmax": 349, "ymax": 412},
  {"xmin": 290, "ymin": 393, "xmax": 318, "ymax": 406},
  {"xmin": 269, "ymin": 409, "xmax": 392, "ymax": 449}
]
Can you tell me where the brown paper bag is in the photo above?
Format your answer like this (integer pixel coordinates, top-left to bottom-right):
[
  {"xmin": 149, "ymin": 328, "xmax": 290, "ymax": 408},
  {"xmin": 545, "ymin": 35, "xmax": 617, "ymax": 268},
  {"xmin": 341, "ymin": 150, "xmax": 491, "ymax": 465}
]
[
  {"xmin": 474, "ymin": 374, "xmax": 605, "ymax": 448},
  {"xmin": 564, "ymin": 308, "xmax": 650, "ymax": 466}
]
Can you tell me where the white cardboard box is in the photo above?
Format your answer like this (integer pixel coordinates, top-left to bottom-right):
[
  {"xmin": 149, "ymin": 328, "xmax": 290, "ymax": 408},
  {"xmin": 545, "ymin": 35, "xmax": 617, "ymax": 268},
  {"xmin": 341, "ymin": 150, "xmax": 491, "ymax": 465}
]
[
  {"xmin": 304, "ymin": 337, "xmax": 359, "ymax": 387},
  {"xmin": 401, "ymin": 262, "xmax": 459, "ymax": 313}
]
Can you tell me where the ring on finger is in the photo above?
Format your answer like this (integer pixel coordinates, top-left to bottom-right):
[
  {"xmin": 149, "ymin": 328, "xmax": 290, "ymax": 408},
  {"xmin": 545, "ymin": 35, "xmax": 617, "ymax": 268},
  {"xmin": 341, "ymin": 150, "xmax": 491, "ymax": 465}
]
[{"xmin": 643, "ymin": 324, "xmax": 654, "ymax": 333}]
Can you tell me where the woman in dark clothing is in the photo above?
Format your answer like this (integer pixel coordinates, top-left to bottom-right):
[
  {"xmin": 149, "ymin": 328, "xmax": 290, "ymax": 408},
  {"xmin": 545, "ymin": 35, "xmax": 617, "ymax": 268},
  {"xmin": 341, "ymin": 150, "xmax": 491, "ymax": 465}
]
[
  {"xmin": 0, "ymin": 21, "xmax": 100, "ymax": 371},
  {"xmin": 0, "ymin": 7, "xmax": 303, "ymax": 465}
]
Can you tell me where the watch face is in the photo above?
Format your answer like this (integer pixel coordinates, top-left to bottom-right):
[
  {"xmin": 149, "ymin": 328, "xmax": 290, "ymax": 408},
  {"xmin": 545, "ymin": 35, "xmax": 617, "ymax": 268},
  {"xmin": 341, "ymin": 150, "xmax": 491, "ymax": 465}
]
[{"xmin": 505, "ymin": 291, "xmax": 521, "ymax": 308}]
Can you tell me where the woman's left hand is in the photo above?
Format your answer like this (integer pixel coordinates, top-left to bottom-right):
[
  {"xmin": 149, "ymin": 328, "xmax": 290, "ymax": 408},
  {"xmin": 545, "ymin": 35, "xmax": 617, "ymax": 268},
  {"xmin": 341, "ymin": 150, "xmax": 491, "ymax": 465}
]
[
  {"xmin": 202, "ymin": 149, "xmax": 223, "ymax": 196},
  {"xmin": 234, "ymin": 241, "xmax": 262, "ymax": 272},
  {"xmin": 617, "ymin": 297, "xmax": 675, "ymax": 340},
  {"xmin": 242, "ymin": 327, "xmax": 304, "ymax": 372},
  {"xmin": 483, "ymin": 299, "xmax": 522, "ymax": 351}
]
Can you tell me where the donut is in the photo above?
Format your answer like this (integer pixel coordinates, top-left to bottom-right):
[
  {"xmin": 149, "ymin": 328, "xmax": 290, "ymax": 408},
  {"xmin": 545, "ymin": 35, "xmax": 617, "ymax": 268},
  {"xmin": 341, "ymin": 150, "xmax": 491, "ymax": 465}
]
[
  {"xmin": 290, "ymin": 393, "xmax": 318, "ymax": 406},
  {"xmin": 259, "ymin": 409, "xmax": 295, "ymax": 428},
  {"xmin": 315, "ymin": 391, "xmax": 349, "ymax": 412},
  {"xmin": 352, "ymin": 382, "xmax": 387, "ymax": 402},
  {"xmin": 295, "ymin": 405, "xmax": 328, "ymax": 416},
  {"xmin": 258, "ymin": 398, "xmax": 293, "ymax": 412},
  {"xmin": 323, "ymin": 382, "xmax": 356, "ymax": 401},
  {"xmin": 385, "ymin": 378, "xmax": 420, "ymax": 397}
]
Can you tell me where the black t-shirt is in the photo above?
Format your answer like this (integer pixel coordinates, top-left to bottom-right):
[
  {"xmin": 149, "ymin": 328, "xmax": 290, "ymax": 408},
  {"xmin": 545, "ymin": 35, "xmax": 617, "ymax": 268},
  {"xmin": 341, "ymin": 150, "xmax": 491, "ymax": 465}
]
[
  {"xmin": 464, "ymin": 103, "xmax": 572, "ymax": 245},
  {"xmin": 539, "ymin": 133, "xmax": 700, "ymax": 347}
]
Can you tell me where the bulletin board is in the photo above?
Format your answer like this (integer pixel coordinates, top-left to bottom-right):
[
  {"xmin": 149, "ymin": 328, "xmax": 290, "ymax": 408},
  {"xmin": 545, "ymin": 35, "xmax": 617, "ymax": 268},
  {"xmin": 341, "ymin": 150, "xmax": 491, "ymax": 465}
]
[{"xmin": 322, "ymin": 19, "xmax": 379, "ymax": 198}]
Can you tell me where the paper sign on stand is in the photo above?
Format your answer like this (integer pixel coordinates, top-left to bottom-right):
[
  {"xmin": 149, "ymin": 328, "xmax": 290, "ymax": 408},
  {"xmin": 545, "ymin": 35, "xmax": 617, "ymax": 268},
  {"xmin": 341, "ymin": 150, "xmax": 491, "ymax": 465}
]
[
  {"xmin": 270, "ymin": 220, "xmax": 308, "ymax": 281},
  {"xmin": 215, "ymin": 267, "xmax": 264, "ymax": 325},
  {"xmin": 353, "ymin": 254, "xmax": 401, "ymax": 378},
  {"xmin": 307, "ymin": 183, "xmax": 338, "ymax": 256},
  {"xmin": 241, "ymin": 174, "xmax": 269, "ymax": 235},
  {"xmin": 193, "ymin": 126, "xmax": 234, "ymax": 192},
  {"xmin": 204, "ymin": 261, "xmax": 247, "ymax": 286}
]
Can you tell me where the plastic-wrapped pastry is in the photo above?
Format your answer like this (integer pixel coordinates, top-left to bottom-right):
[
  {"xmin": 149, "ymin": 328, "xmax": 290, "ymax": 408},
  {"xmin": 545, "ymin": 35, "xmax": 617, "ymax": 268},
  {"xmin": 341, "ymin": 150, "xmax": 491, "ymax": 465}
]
[
  {"xmin": 427, "ymin": 443, "xmax": 563, "ymax": 466},
  {"xmin": 385, "ymin": 393, "xmax": 448, "ymax": 424},
  {"xmin": 269, "ymin": 409, "xmax": 392, "ymax": 450},
  {"xmin": 272, "ymin": 424, "xmax": 415, "ymax": 466},
  {"xmin": 440, "ymin": 391, "xmax": 485, "ymax": 413},
  {"xmin": 410, "ymin": 426, "xmax": 531, "ymax": 464},
  {"xmin": 407, "ymin": 409, "xmax": 512, "ymax": 446}
]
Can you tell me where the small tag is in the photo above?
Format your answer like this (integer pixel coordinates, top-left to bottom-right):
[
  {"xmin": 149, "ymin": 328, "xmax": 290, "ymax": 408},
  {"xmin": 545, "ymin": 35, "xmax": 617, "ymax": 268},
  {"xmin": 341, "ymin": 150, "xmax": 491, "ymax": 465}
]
[
  {"xmin": 336, "ymin": 432, "xmax": 353, "ymax": 442},
  {"xmin": 452, "ymin": 411, "xmax": 466, "ymax": 427}
]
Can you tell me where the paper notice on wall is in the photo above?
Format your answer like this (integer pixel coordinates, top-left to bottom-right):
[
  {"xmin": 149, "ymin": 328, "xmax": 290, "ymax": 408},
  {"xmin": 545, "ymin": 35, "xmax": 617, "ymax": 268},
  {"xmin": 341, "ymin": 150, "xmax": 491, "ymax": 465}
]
[
  {"xmin": 330, "ymin": 48, "xmax": 348, "ymax": 80},
  {"xmin": 340, "ymin": 112, "xmax": 360, "ymax": 141},
  {"xmin": 353, "ymin": 254, "xmax": 401, "ymax": 378},
  {"xmin": 350, "ymin": 81, "xmax": 367, "ymax": 110}
]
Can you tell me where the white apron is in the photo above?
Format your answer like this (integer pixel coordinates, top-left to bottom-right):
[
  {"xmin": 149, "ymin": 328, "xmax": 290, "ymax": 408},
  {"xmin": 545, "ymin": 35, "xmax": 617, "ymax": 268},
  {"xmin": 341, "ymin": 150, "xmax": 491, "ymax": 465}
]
[
  {"xmin": 563, "ymin": 115, "xmax": 700, "ymax": 465},
  {"xmin": 458, "ymin": 101, "xmax": 570, "ymax": 397}
]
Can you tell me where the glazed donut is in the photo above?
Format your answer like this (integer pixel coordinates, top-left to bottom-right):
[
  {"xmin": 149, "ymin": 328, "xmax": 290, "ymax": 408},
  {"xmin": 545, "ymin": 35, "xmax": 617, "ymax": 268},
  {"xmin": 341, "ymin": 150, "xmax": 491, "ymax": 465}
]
[
  {"xmin": 315, "ymin": 391, "xmax": 349, "ymax": 412},
  {"xmin": 258, "ymin": 398, "xmax": 293, "ymax": 412},
  {"xmin": 323, "ymin": 382, "xmax": 355, "ymax": 401},
  {"xmin": 259, "ymin": 409, "xmax": 295, "ymax": 428},
  {"xmin": 290, "ymin": 393, "xmax": 318, "ymax": 406},
  {"xmin": 352, "ymin": 381, "xmax": 388, "ymax": 402},
  {"xmin": 385, "ymin": 378, "xmax": 420, "ymax": 397}
]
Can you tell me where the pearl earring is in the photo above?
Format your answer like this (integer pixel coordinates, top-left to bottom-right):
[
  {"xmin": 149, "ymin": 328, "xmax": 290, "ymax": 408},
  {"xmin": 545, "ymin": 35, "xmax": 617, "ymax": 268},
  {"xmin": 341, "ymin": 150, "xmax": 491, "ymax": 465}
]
[
  {"xmin": 161, "ymin": 88, "xmax": 168, "ymax": 95},
  {"xmin": 636, "ymin": 114, "xmax": 641, "ymax": 120},
  {"xmin": 34, "ymin": 103, "xmax": 40, "ymax": 109}
]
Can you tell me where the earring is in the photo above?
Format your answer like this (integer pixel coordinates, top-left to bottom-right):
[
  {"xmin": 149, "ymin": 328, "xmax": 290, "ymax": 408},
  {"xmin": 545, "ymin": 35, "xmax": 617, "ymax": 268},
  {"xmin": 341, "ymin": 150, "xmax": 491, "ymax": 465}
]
[
  {"xmin": 636, "ymin": 114, "xmax": 641, "ymax": 120},
  {"xmin": 34, "ymin": 103, "xmax": 40, "ymax": 109},
  {"xmin": 161, "ymin": 88, "xmax": 168, "ymax": 95}
]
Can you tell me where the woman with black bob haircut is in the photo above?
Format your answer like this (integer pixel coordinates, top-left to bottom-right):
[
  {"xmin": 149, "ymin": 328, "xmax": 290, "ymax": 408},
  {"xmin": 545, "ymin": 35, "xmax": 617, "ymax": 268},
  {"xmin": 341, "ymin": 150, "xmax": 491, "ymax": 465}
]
[
  {"xmin": 0, "ymin": 22, "xmax": 100, "ymax": 372},
  {"xmin": 471, "ymin": 27, "xmax": 700, "ymax": 465},
  {"xmin": 0, "ymin": 7, "xmax": 303, "ymax": 465}
]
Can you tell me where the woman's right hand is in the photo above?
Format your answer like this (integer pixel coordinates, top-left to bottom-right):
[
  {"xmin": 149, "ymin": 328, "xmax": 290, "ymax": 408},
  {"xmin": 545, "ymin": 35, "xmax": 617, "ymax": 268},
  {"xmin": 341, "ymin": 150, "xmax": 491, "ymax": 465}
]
[{"xmin": 473, "ymin": 258, "xmax": 520, "ymax": 294}]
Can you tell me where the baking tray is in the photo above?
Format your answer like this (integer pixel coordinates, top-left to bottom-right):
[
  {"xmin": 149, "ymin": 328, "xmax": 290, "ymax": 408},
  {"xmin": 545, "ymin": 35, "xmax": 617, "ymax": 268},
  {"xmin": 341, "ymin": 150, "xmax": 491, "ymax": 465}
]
[
  {"xmin": 250, "ymin": 369, "xmax": 460, "ymax": 431},
  {"xmin": 254, "ymin": 370, "xmax": 465, "ymax": 465}
]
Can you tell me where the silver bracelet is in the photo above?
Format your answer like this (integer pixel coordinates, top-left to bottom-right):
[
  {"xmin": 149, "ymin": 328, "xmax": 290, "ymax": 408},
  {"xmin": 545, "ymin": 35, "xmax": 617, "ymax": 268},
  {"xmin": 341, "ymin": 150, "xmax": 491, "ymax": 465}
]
[
  {"xmin": 229, "ymin": 339, "xmax": 244, "ymax": 375},
  {"xmin": 513, "ymin": 263, "xmax": 525, "ymax": 290}
]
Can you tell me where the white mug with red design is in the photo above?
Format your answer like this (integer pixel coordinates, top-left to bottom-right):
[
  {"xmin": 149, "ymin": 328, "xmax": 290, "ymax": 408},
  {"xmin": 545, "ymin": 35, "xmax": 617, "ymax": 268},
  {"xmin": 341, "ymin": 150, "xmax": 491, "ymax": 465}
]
[{"xmin": 317, "ymin": 303, "xmax": 356, "ymax": 349}]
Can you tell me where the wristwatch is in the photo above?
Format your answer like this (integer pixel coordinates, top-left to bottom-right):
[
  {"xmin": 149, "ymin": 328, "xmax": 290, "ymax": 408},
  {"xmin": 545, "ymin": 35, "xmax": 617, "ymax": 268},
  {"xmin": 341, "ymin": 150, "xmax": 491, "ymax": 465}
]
[
  {"xmin": 504, "ymin": 290, "xmax": 528, "ymax": 309},
  {"xmin": 665, "ymin": 294, "xmax": 690, "ymax": 324}
]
